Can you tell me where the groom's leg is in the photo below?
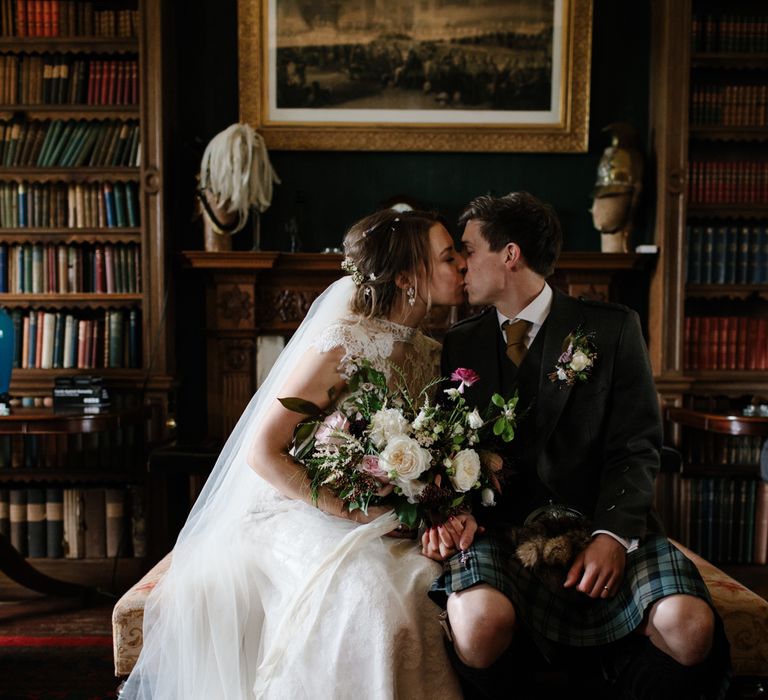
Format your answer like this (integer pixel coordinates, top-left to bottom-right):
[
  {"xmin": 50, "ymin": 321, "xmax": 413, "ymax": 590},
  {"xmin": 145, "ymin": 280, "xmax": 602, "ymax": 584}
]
[{"xmin": 444, "ymin": 584, "xmax": 534, "ymax": 698}]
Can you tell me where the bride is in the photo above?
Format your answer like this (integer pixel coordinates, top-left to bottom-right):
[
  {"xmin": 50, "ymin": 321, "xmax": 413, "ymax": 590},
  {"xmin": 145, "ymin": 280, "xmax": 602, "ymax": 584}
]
[{"xmin": 119, "ymin": 208, "xmax": 467, "ymax": 699}]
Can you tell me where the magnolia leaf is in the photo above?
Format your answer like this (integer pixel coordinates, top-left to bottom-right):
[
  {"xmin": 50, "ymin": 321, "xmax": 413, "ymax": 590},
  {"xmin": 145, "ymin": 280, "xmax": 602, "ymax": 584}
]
[
  {"xmin": 278, "ymin": 397, "xmax": 323, "ymax": 416},
  {"xmin": 293, "ymin": 422, "xmax": 317, "ymax": 459}
]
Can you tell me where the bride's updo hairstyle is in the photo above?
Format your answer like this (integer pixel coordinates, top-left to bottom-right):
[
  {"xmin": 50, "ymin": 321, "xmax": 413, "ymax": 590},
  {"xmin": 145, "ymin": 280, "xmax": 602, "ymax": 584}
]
[{"xmin": 342, "ymin": 208, "xmax": 441, "ymax": 318}]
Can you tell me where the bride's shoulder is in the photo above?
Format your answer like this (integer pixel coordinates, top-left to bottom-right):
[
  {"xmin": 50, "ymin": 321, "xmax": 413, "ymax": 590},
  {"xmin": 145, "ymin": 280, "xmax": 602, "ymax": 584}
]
[{"xmin": 312, "ymin": 315, "xmax": 369, "ymax": 354}]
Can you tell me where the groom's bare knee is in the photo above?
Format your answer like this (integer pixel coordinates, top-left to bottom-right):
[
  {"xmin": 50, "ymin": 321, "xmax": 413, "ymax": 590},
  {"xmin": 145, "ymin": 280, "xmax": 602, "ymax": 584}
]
[{"xmin": 447, "ymin": 584, "xmax": 516, "ymax": 669}]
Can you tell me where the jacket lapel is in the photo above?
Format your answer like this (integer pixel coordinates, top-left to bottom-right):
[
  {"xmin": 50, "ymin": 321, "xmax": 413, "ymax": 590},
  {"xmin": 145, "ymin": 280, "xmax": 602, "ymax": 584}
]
[
  {"xmin": 462, "ymin": 310, "xmax": 502, "ymax": 410},
  {"xmin": 534, "ymin": 290, "xmax": 586, "ymax": 452}
]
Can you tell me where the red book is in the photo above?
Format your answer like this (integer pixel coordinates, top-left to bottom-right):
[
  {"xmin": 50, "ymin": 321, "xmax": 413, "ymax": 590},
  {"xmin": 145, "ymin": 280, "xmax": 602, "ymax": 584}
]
[
  {"xmin": 16, "ymin": 0, "xmax": 26, "ymax": 36},
  {"xmin": 115, "ymin": 61, "xmax": 124, "ymax": 105},
  {"xmin": 93, "ymin": 245, "xmax": 103, "ymax": 293},
  {"xmin": 717, "ymin": 317, "xmax": 728, "ymax": 370},
  {"xmin": 131, "ymin": 61, "xmax": 137, "ymax": 104},
  {"xmin": 684, "ymin": 316, "xmax": 692, "ymax": 370},
  {"xmin": 99, "ymin": 58, "xmax": 109, "ymax": 105},
  {"xmin": 41, "ymin": 0, "xmax": 50, "ymax": 36},
  {"xmin": 757, "ymin": 319, "xmax": 768, "ymax": 370},
  {"xmin": 737, "ymin": 317, "xmax": 749, "ymax": 369},
  {"xmin": 746, "ymin": 318, "xmax": 759, "ymax": 370},
  {"xmin": 107, "ymin": 60, "xmax": 116, "ymax": 105},
  {"xmin": 32, "ymin": 0, "xmax": 42, "ymax": 37},
  {"xmin": 86, "ymin": 59, "xmax": 97, "ymax": 105},
  {"xmin": 35, "ymin": 307, "xmax": 44, "ymax": 368},
  {"xmin": 726, "ymin": 317, "xmax": 738, "ymax": 370},
  {"xmin": 51, "ymin": 0, "xmax": 58, "ymax": 36}
]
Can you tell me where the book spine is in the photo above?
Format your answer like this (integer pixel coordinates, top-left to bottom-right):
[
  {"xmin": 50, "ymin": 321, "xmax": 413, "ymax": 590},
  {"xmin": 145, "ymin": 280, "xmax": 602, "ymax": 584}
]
[
  {"xmin": 26, "ymin": 487, "xmax": 46, "ymax": 557},
  {"xmin": 10, "ymin": 488, "xmax": 27, "ymax": 555},
  {"xmin": 0, "ymin": 488, "xmax": 8, "ymax": 537},
  {"xmin": 105, "ymin": 487, "xmax": 125, "ymax": 557}
]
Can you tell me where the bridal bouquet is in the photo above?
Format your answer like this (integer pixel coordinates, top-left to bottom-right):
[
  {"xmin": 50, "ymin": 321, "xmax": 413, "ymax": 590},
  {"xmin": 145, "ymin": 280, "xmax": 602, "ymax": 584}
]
[{"xmin": 280, "ymin": 362, "xmax": 519, "ymax": 529}]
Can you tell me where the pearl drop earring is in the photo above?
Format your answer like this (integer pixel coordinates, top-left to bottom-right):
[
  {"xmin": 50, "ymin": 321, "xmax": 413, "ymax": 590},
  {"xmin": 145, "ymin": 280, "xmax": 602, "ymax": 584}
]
[{"xmin": 407, "ymin": 286, "xmax": 416, "ymax": 307}]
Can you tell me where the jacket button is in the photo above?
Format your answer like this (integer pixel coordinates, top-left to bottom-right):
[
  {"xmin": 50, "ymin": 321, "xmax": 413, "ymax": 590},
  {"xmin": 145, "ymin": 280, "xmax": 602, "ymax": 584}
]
[
  {"xmin": 616, "ymin": 488, "xmax": 626, "ymax": 496},
  {"xmin": 622, "ymin": 466, "xmax": 630, "ymax": 473},
  {"xmin": 606, "ymin": 504, "xmax": 616, "ymax": 511}
]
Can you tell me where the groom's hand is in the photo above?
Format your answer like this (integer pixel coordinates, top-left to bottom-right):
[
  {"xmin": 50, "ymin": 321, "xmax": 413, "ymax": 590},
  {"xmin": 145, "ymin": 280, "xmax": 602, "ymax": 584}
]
[
  {"xmin": 421, "ymin": 514, "xmax": 484, "ymax": 562},
  {"xmin": 563, "ymin": 533, "xmax": 626, "ymax": 599}
]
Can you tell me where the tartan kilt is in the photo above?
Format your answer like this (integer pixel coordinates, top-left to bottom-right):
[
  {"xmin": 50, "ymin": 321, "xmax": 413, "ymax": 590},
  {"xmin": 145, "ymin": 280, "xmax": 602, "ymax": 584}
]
[{"xmin": 429, "ymin": 533, "xmax": 713, "ymax": 648}]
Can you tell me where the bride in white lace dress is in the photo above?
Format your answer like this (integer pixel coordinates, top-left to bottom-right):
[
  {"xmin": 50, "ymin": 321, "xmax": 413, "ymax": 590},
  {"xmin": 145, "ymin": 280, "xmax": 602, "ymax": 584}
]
[{"xmin": 119, "ymin": 209, "xmax": 467, "ymax": 699}]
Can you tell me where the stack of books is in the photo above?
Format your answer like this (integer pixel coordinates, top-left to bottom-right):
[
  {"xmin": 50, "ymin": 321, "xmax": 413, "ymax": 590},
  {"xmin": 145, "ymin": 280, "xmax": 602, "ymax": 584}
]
[{"xmin": 52, "ymin": 375, "xmax": 110, "ymax": 414}]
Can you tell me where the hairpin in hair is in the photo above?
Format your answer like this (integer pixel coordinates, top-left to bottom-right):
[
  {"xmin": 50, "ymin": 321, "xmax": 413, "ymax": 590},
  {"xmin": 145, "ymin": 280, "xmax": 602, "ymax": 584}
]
[
  {"xmin": 341, "ymin": 257, "xmax": 365, "ymax": 286},
  {"xmin": 390, "ymin": 216, "xmax": 400, "ymax": 233}
]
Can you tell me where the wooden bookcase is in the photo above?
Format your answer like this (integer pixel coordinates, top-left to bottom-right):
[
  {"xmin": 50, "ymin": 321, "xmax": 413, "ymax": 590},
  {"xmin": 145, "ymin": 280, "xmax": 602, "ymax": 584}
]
[
  {"xmin": 649, "ymin": 0, "xmax": 768, "ymax": 572},
  {"xmin": 0, "ymin": 0, "xmax": 172, "ymax": 592}
]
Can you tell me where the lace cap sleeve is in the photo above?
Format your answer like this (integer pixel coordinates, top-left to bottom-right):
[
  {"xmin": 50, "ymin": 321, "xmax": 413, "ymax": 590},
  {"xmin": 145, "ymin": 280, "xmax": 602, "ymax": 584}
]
[{"xmin": 312, "ymin": 317, "xmax": 395, "ymax": 380}]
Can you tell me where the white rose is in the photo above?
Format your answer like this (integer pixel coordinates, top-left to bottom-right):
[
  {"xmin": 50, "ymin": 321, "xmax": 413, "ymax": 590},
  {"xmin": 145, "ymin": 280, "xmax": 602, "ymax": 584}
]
[
  {"xmin": 369, "ymin": 408, "xmax": 410, "ymax": 448},
  {"xmin": 466, "ymin": 409, "xmax": 483, "ymax": 430},
  {"xmin": 481, "ymin": 488, "xmax": 496, "ymax": 506},
  {"xmin": 569, "ymin": 350, "xmax": 591, "ymax": 372},
  {"xmin": 449, "ymin": 449, "xmax": 481, "ymax": 493},
  {"xmin": 380, "ymin": 435, "xmax": 431, "ymax": 481},
  {"xmin": 397, "ymin": 478, "xmax": 427, "ymax": 504}
]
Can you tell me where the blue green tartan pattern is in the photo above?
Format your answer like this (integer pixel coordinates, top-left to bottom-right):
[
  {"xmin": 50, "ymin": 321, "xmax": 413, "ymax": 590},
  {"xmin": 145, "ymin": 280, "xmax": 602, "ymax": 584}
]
[{"xmin": 430, "ymin": 533, "xmax": 712, "ymax": 647}]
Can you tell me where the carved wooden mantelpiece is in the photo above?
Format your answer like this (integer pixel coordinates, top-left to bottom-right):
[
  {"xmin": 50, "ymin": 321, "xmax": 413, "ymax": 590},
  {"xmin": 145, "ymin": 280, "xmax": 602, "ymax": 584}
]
[{"xmin": 181, "ymin": 251, "xmax": 655, "ymax": 440}]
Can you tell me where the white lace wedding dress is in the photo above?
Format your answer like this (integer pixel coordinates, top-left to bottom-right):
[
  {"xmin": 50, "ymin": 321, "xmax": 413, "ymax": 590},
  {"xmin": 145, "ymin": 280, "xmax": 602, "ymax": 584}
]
[{"xmin": 120, "ymin": 310, "xmax": 463, "ymax": 700}]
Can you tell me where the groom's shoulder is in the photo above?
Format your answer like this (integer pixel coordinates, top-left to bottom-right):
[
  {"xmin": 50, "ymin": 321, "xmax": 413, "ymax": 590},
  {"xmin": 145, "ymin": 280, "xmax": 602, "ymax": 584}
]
[
  {"xmin": 447, "ymin": 307, "xmax": 496, "ymax": 335},
  {"xmin": 569, "ymin": 293, "xmax": 634, "ymax": 319}
]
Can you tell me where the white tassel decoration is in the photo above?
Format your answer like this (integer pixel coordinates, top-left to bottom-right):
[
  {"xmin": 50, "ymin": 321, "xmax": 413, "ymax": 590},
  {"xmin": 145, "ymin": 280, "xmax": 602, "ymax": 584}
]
[{"xmin": 199, "ymin": 123, "xmax": 281, "ymax": 234}]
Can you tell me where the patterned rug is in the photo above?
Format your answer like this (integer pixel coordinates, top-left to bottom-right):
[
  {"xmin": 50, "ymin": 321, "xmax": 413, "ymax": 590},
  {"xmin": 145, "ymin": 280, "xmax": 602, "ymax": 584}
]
[{"xmin": 0, "ymin": 600, "xmax": 117, "ymax": 700}]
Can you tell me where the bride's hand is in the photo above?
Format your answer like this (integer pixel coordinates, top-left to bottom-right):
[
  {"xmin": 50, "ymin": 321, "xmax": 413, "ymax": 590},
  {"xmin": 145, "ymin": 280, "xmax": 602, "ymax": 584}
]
[{"xmin": 421, "ymin": 514, "xmax": 484, "ymax": 562}]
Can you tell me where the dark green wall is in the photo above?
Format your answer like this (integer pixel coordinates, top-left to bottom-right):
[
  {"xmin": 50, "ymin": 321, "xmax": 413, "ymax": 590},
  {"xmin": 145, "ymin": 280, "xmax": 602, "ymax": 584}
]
[{"xmin": 169, "ymin": 0, "xmax": 651, "ymax": 254}]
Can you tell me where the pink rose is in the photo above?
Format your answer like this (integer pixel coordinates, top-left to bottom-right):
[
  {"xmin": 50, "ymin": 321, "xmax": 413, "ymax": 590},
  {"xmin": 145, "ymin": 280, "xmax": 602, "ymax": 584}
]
[
  {"xmin": 358, "ymin": 455, "xmax": 394, "ymax": 496},
  {"xmin": 315, "ymin": 411, "xmax": 350, "ymax": 445},
  {"xmin": 451, "ymin": 368, "xmax": 480, "ymax": 393}
]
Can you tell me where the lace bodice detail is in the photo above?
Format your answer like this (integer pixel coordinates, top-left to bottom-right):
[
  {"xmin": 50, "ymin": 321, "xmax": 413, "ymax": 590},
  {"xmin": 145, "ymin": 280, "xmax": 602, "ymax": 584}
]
[{"xmin": 313, "ymin": 314, "xmax": 441, "ymax": 397}]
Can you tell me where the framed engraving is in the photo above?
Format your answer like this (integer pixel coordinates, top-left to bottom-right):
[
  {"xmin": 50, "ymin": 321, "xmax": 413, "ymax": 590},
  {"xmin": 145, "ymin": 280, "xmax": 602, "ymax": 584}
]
[{"xmin": 239, "ymin": 0, "xmax": 592, "ymax": 152}]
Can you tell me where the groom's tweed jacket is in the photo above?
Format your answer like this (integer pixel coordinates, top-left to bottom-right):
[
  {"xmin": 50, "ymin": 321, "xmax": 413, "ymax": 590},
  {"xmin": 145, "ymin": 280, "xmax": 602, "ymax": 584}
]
[{"xmin": 441, "ymin": 288, "xmax": 663, "ymax": 539}]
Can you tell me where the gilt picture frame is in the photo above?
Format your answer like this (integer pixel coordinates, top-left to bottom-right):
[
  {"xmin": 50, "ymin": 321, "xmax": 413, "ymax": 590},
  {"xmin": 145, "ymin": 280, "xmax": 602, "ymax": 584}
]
[{"xmin": 238, "ymin": 0, "xmax": 592, "ymax": 152}]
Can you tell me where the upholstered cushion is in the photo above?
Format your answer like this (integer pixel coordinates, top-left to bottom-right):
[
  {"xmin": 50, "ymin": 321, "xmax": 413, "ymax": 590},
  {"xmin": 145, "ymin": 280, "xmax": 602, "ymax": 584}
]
[
  {"xmin": 112, "ymin": 552, "xmax": 172, "ymax": 677},
  {"xmin": 111, "ymin": 546, "xmax": 768, "ymax": 678},
  {"xmin": 670, "ymin": 540, "xmax": 768, "ymax": 677}
]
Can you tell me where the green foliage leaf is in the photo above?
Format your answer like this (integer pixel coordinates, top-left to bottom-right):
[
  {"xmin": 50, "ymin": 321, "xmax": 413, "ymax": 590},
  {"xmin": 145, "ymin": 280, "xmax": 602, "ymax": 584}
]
[
  {"xmin": 493, "ymin": 417, "xmax": 506, "ymax": 436},
  {"xmin": 293, "ymin": 422, "xmax": 317, "ymax": 459},
  {"xmin": 394, "ymin": 500, "xmax": 419, "ymax": 530},
  {"xmin": 491, "ymin": 393, "xmax": 505, "ymax": 407},
  {"xmin": 278, "ymin": 397, "xmax": 323, "ymax": 416}
]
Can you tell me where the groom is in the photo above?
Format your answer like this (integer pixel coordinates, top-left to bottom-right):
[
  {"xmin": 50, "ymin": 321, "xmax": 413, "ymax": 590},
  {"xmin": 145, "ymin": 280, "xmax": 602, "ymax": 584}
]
[{"xmin": 424, "ymin": 192, "xmax": 729, "ymax": 699}]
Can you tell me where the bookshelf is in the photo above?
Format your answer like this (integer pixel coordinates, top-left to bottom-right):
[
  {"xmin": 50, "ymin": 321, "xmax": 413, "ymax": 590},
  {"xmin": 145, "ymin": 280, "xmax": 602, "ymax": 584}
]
[
  {"xmin": 649, "ymin": 0, "xmax": 768, "ymax": 575},
  {"xmin": 0, "ymin": 0, "xmax": 172, "ymax": 592}
]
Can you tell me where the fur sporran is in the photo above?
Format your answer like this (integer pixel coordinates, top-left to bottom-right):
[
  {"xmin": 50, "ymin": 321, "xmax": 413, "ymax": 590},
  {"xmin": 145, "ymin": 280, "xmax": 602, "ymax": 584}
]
[{"xmin": 506, "ymin": 504, "xmax": 592, "ymax": 594}]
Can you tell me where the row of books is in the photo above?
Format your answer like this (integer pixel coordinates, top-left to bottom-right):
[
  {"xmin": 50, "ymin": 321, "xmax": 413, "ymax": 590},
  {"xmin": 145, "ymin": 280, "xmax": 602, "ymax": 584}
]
[
  {"xmin": 0, "ymin": 118, "xmax": 139, "ymax": 168},
  {"xmin": 686, "ymin": 224, "xmax": 768, "ymax": 285},
  {"xmin": 0, "ymin": 53, "xmax": 138, "ymax": 106},
  {"xmin": 0, "ymin": 486, "xmax": 145, "ymax": 559},
  {"xmin": 0, "ymin": 1, "xmax": 138, "ymax": 38},
  {"xmin": 0, "ymin": 241, "xmax": 141, "ymax": 294},
  {"xmin": 0, "ymin": 180, "xmax": 139, "ymax": 228},
  {"xmin": 690, "ymin": 84, "xmax": 768, "ymax": 127},
  {"xmin": 0, "ymin": 426, "xmax": 141, "ymax": 470},
  {"xmin": 679, "ymin": 433, "xmax": 765, "ymax": 468},
  {"xmin": 691, "ymin": 13, "xmax": 768, "ymax": 53},
  {"xmin": 6, "ymin": 307, "xmax": 141, "ymax": 369},
  {"xmin": 687, "ymin": 161, "xmax": 768, "ymax": 205},
  {"xmin": 683, "ymin": 315, "xmax": 768, "ymax": 371},
  {"xmin": 655, "ymin": 474, "xmax": 768, "ymax": 565}
]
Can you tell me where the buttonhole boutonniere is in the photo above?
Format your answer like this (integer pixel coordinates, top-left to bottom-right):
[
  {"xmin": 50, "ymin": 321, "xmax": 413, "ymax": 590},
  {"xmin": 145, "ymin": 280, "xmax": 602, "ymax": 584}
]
[{"xmin": 548, "ymin": 327, "xmax": 597, "ymax": 386}]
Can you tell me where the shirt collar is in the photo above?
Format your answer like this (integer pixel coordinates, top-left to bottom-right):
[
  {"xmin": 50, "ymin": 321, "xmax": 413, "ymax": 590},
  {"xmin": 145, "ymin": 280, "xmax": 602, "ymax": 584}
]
[{"xmin": 496, "ymin": 282, "xmax": 553, "ymax": 330}]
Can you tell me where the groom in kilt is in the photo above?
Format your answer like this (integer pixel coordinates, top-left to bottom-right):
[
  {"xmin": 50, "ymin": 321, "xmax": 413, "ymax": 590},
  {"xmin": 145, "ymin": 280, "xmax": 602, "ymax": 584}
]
[{"xmin": 424, "ymin": 192, "xmax": 730, "ymax": 699}]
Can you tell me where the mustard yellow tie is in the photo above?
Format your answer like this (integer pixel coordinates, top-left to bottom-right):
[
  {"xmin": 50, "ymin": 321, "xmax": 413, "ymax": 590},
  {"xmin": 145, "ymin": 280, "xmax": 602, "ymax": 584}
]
[{"xmin": 503, "ymin": 319, "xmax": 532, "ymax": 366}]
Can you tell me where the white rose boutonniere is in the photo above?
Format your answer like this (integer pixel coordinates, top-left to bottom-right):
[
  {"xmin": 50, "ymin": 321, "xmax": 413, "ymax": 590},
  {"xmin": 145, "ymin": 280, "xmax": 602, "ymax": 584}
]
[{"xmin": 548, "ymin": 327, "xmax": 597, "ymax": 387}]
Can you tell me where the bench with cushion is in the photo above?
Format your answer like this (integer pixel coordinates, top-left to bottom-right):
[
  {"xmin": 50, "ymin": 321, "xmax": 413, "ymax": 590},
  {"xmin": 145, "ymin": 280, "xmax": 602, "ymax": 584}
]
[{"xmin": 112, "ymin": 542, "xmax": 768, "ymax": 696}]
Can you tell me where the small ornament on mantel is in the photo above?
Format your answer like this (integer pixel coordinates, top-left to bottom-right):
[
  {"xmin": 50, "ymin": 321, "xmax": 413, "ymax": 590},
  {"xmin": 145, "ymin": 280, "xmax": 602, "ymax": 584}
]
[
  {"xmin": 591, "ymin": 123, "xmax": 643, "ymax": 253},
  {"xmin": 196, "ymin": 123, "xmax": 281, "ymax": 252}
]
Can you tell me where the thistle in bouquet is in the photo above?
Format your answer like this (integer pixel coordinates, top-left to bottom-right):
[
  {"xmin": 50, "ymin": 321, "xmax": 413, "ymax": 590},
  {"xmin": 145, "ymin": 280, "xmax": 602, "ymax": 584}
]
[{"xmin": 278, "ymin": 361, "xmax": 519, "ymax": 532}]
